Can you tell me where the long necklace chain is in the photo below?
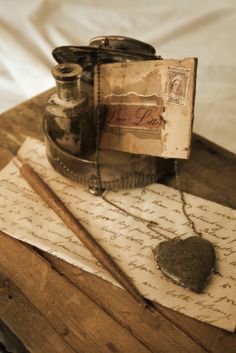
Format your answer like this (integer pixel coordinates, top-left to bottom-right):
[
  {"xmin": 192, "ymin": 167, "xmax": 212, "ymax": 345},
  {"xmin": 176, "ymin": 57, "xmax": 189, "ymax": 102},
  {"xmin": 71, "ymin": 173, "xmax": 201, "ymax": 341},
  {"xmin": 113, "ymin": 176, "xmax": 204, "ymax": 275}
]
[{"xmin": 94, "ymin": 48, "xmax": 219, "ymax": 279}]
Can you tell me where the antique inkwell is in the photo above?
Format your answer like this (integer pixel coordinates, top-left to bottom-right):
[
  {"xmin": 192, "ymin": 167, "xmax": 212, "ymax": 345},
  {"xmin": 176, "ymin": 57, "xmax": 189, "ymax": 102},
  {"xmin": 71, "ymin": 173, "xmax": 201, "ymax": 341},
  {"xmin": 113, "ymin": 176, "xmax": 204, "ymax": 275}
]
[{"xmin": 44, "ymin": 35, "xmax": 174, "ymax": 193}]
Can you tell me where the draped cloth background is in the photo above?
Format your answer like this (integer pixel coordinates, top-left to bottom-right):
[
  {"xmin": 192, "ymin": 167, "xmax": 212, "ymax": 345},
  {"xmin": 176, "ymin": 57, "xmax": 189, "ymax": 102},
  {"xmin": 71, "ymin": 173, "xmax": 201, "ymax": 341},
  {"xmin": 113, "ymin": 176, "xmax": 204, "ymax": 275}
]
[{"xmin": 0, "ymin": 0, "xmax": 235, "ymax": 153}]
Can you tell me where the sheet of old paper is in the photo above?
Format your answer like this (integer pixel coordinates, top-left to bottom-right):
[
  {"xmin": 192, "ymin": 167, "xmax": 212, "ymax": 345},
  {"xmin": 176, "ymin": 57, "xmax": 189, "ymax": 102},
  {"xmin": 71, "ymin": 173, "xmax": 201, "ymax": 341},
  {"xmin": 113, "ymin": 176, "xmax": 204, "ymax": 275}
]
[
  {"xmin": 94, "ymin": 58, "xmax": 197, "ymax": 159},
  {"xmin": 0, "ymin": 138, "xmax": 235, "ymax": 331}
]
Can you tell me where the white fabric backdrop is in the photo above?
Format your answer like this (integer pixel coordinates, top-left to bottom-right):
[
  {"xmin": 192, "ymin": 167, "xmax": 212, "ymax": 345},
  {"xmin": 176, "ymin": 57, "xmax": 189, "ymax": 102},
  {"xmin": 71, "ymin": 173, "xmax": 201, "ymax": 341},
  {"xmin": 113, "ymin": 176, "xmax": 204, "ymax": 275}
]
[{"xmin": 0, "ymin": 0, "xmax": 235, "ymax": 153}]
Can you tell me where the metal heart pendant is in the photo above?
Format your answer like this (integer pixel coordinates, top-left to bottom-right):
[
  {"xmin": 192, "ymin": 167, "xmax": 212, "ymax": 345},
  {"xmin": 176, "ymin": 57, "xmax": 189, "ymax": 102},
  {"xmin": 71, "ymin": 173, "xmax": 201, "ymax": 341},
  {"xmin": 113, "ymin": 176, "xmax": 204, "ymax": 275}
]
[{"xmin": 153, "ymin": 236, "xmax": 216, "ymax": 293}]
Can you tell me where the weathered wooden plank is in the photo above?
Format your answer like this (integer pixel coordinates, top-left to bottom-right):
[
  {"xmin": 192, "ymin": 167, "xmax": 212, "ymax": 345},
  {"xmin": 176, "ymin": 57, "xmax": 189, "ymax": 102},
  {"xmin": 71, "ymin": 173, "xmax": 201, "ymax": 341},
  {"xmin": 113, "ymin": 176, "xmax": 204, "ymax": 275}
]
[
  {"xmin": 0, "ymin": 232, "xmax": 155, "ymax": 353},
  {"xmin": 0, "ymin": 319, "xmax": 29, "ymax": 353},
  {"xmin": 154, "ymin": 302, "xmax": 236, "ymax": 353},
  {"xmin": 0, "ymin": 88, "xmax": 53, "ymax": 143},
  {"xmin": 43, "ymin": 252, "xmax": 236, "ymax": 353},
  {"xmin": 42, "ymin": 252, "xmax": 207, "ymax": 353},
  {"xmin": 0, "ymin": 272, "xmax": 76, "ymax": 353}
]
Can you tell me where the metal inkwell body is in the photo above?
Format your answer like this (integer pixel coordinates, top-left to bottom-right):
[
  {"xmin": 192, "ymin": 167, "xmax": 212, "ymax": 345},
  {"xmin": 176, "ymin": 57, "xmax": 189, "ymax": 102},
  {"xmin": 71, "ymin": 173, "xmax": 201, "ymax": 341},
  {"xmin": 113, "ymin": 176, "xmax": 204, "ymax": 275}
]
[{"xmin": 44, "ymin": 35, "xmax": 173, "ymax": 192}]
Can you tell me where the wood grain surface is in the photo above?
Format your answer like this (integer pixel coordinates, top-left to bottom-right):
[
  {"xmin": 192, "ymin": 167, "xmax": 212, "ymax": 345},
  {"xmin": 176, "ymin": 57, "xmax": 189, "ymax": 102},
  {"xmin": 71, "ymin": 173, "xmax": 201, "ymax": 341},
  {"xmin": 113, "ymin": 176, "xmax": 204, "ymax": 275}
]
[{"xmin": 0, "ymin": 89, "xmax": 235, "ymax": 353}]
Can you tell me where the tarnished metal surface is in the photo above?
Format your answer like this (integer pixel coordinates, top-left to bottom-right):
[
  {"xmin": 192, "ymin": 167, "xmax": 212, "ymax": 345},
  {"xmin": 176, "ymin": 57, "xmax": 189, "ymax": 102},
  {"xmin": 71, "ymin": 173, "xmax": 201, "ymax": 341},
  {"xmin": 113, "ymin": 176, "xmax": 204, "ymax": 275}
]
[
  {"xmin": 45, "ymin": 36, "xmax": 172, "ymax": 191},
  {"xmin": 153, "ymin": 236, "xmax": 216, "ymax": 293},
  {"xmin": 44, "ymin": 117, "xmax": 174, "ymax": 191}
]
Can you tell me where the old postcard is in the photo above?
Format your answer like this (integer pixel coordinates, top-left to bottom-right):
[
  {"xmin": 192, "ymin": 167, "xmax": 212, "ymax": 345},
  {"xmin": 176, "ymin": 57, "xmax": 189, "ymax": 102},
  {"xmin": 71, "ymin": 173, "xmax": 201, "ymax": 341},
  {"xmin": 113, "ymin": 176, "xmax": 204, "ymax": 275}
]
[{"xmin": 94, "ymin": 58, "xmax": 197, "ymax": 159}]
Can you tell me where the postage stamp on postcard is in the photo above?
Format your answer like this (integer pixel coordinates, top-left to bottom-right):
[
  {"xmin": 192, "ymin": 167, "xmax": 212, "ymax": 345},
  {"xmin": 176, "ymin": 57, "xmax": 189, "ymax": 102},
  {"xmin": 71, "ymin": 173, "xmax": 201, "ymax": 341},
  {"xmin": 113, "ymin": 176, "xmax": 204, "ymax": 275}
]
[{"xmin": 164, "ymin": 67, "xmax": 190, "ymax": 106}]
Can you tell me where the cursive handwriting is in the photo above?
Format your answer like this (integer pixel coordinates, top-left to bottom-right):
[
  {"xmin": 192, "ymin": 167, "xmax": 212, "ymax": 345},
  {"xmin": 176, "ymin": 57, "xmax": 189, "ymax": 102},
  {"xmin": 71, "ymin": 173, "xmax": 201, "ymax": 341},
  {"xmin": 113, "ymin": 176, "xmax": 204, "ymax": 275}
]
[{"xmin": 0, "ymin": 138, "xmax": 235, "ymax": 332}]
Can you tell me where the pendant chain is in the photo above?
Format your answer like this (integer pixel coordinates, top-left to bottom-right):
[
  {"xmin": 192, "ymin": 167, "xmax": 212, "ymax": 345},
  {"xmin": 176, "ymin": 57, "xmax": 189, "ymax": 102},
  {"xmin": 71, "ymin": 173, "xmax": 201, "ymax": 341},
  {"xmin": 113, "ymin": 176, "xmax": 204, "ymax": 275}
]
[
  {"xmin": 174, "ymin": 159, "xmax": 202, "ymax": 238},
  {"xmin": 101, "ymin": 161, "xmax": 202, "ymax": 241},
  {"xmin": 102, "ymin": 189, "xmax": 170, "ymax": 240}
]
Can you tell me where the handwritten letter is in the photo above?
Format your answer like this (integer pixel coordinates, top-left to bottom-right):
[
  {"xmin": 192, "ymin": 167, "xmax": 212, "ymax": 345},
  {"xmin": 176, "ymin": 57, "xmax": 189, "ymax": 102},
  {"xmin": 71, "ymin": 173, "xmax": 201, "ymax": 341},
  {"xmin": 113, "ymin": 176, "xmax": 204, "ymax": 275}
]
[{"xmin": 0, "ymin": 138, "xmax": 235, "ymax": 331}]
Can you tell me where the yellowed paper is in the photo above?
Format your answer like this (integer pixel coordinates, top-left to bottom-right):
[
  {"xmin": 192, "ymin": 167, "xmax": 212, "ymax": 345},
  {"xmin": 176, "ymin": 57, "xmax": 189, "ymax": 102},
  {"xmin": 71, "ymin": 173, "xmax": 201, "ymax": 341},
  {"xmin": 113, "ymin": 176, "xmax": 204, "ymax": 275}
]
[
  {"xmin": 0, "ymin": 138, "xmax": 235, "ymax": 331},
  {"xmin": 95, "ymin": 58, "xmax": 197, "ymax": 159}
]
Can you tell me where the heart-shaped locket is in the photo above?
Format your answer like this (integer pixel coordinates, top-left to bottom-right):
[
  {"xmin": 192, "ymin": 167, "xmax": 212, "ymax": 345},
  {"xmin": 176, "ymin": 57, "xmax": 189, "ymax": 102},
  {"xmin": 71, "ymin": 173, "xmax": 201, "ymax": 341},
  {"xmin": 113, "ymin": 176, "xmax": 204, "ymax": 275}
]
[{"xmin": 153, "ymin": 236, "xmax": 216, "ymax": 293}]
